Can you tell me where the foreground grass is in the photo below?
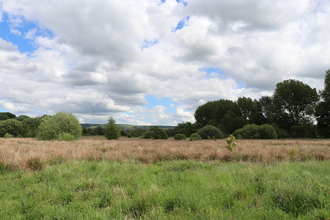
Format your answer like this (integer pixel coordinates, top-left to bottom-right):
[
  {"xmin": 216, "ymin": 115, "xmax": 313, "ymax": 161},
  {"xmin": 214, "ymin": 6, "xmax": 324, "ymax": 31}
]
[{"xmin": 1, "ymin": 160, "xmax": 330, "ymax": 219}]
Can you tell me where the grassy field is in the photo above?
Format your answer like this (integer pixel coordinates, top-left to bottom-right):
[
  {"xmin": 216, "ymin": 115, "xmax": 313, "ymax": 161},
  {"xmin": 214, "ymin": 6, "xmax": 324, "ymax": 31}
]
[{"xmin": 1, "ymin": 138, "xmax": 330, "ymax": 219}]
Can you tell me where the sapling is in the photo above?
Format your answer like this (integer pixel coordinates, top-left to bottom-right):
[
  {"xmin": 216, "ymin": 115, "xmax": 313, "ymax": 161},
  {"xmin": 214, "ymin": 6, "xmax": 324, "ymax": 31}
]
[{"xmin": 225, "ymin": 134, "xmax": 237, "ymax": 151}]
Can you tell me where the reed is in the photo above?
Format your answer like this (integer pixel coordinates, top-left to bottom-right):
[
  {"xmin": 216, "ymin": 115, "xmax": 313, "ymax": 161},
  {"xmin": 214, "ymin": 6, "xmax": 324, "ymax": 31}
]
[{"xmin": 0, "ymin": 137, "xmax": 330, "ymax": 170}]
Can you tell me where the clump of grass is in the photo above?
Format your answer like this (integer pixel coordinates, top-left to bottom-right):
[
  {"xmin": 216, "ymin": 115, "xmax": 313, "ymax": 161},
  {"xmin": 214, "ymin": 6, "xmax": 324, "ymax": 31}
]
[{"xmin": 26, "ymin": 157, "xmax": 44, "ymax": 171}]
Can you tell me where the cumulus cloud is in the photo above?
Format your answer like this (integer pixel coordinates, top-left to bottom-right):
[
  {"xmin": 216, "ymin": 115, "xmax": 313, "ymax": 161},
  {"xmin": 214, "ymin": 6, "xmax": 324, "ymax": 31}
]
[{"xmin": 0, "ymin": 0, "xmax": 330, "ymax": 124}]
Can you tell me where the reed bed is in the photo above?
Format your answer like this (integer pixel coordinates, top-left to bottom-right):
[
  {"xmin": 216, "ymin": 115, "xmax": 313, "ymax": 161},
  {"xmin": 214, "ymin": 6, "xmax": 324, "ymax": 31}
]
[{"xmin": 1, "ymin": 137, "xmax": 330, "ymax": 170}]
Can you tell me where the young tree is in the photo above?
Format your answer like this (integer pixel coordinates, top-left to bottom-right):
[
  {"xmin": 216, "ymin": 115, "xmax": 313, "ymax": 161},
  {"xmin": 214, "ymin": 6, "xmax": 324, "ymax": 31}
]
[
  {"xmin": 36, "ymin": 112, "xmax": 82, "ymax": 140},
  {"xmin": 104, "ymin": 117, "xmax": 121, "ymax": 140}
]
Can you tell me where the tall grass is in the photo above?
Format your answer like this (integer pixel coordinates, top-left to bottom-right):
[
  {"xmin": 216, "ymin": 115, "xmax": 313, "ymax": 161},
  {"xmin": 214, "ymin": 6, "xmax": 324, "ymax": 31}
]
[
  {"xmin": 0, "ymin": 138, "xmax": 330, "ymax": 170},
  {"xmin": 0, "ymin": 160, "xmax": 329, "ymax": 219}
]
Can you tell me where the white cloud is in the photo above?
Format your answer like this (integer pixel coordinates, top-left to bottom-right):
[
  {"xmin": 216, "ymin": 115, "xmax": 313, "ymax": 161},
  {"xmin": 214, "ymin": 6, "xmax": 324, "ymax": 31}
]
[{"xmin": 0, "ymin": 0, "xmax": 330, "ymax": 125}]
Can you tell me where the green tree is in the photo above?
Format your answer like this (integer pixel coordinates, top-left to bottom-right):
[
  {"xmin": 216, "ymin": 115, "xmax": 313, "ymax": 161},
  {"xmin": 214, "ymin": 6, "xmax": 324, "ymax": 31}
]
[
  {"xmin": 15, "ymin": 115, "xmax": 30, "ymax": 121},
  {"xmin": 0, "ymin": 119, "xmax": 24, "ymax": 137},
  {"xmin": 22, "ymin": 117, "xmax": 41, "ymax": 137},
  {"xmin": 273, "ymin": 79, "xmax": 319, "ymax": 127},
  {"xmin": 316, "ymin": 70, "xmax": 330, "ymax": 137},
  {"xmin": 36, "ymin": 112, "xmax": 82, "ymax": 140},
  {"xmin": 104, "ymin": 117, "xmax": 121, "ymax": 140},
  {"xmin": 0, "ymin": 112, "xmax": 16, "ymax": 121},
  {"xmin": 143, "ymin": 126, "xmax": 168, "ymax": 139}
]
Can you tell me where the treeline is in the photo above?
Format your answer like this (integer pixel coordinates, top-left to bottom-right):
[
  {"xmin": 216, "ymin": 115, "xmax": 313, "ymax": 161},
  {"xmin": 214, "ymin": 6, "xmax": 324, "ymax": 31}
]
[{"xmin": 168, "ymin": 69, "xmax": 330, "ymax": 139}]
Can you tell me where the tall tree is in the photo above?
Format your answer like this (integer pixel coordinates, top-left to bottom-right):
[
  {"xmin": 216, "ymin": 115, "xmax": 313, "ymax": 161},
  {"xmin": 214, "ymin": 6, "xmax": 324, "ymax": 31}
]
[
  {"xmin": 273, "ymin": 79, "xmax": 319, "ymax": 127},
  {"xmin": 316, "ymin": 69, "xmax": 330, "ymax": 137}
]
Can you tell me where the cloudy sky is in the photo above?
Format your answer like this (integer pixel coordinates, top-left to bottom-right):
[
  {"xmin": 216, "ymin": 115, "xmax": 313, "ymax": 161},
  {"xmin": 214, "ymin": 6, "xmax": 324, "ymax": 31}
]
[{"xmin": 0, "ymin": 0, "xmax": 330, "ymax": 125}]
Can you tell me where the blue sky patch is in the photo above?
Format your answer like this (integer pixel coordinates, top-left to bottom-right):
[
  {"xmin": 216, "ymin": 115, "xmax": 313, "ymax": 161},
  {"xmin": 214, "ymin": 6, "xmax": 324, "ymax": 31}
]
[
  {"xmin": 236, "ymin": 82, "xmax": 246, "ymax": 89},
  {"xmin": 143, "ymin": 95, "xmax": 178, "ymax": 113},
  {"xmin": 140, "ymin": 39, "xmax": 158, "ymax": 50},
  {"xmin": 173, "ymin": 16, "xmax": 190, "ymax": 32},
  {"xmin": 176, "ymin": 0, "xmax": 188, "ymax": 6},
  {"xmin": 0, "ymin": 13, "xmax": 54, "ymax": 53},
  {"xmin": 199, "ymin": 67, "xmax": 223, "ymax": 78}
]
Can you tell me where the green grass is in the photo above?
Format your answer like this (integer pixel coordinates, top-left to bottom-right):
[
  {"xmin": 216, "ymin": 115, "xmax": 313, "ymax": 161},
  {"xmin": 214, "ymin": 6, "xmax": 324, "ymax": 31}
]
[{"xmin": 1, "ymin": 160, "xmax": 330, "ymax": 219}]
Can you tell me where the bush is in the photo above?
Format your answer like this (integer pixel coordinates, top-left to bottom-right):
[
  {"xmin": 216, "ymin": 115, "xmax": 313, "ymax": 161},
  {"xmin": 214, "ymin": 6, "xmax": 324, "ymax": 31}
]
[
  {"xmin": 104, "ymin": 117, "xmax": 121, "ymax": 140},
  {"xmin": 36, "ymin": 112, "xmax": 82, "ymax": 140},
  {"xmin": 58, "ymin": 133, "xmax": 76, "ymax": 141},
  {"xmin": 258, "ymin": 124, "xmax": 277, "ymax": 139},
  {"xmin": 4, "ymin": 133, "xmax": 14, "ymax": 138},
  {"xmin": 142, "ymin": 126, "xmax": 168, "ymax": 139},
  {"xmin": 233, "ymin": 124, "xmax": 260, "ymax": 139},
  {"xmin": 197, "ymin": 125, "xmax": 223, "ymax": 139},
  {"xmin": 189, "ymin": 133, "xmax": 201, "ymax": 141},
  {"xmin": 174, "ymin": 133, "xmax": 186, "ymax": 140}
]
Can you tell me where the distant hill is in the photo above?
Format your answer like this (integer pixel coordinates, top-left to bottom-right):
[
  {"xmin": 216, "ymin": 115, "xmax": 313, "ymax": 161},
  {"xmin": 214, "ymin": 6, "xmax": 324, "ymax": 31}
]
[{"xmin": 81, "ymin": 124, "xmax": 175, "ymax": 130}]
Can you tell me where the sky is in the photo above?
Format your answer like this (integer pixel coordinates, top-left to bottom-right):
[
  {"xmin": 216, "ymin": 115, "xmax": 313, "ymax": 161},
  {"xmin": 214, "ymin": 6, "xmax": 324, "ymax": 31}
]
[{"xmin": 0, "ymin": 0, "xmax": 330, "ymax": 125}]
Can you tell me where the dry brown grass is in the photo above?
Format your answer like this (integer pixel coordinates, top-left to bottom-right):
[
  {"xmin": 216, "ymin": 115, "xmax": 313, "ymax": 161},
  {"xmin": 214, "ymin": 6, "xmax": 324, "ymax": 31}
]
[{"xmin": 1, "ymin": 137, "xmax": 330, "ymax": 170}]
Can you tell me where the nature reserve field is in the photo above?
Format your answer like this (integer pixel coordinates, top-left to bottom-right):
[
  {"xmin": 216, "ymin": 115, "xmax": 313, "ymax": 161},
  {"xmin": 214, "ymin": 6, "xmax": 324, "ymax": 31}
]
[{"xmin": 1, "ymin": 138, "xmax": 330, "ymax": 219}]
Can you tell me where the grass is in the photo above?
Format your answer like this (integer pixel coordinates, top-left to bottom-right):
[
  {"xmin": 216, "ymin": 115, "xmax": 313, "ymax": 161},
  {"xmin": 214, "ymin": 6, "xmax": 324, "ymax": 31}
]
[
  {"xmin": 1, "ymin": 137, "xmax": 330, "ymax": 219},
  {"xmin": 0, "ymin": 160, "xmax": 329, "ymax": 219},
  {"xmin": 1, "ymin": 138, "xmax": 330, "ymax": 170}
]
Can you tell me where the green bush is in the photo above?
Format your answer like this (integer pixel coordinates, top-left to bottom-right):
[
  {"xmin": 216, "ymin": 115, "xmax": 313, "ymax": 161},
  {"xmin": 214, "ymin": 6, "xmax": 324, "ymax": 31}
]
[
  {"xmin": 197, "ymin": 125, "xmax": 223, "ymax": 139},
  {"xmin": 258, "ymin": 124, "xmax": 277, "ymax": 139},
  {"xmin": 4, "ymin": 133, "xmax": 14, "ymax": 138},
  {"xmin": 189, "ymin": 133, "xmax": 201, "ymax": 141},
  {"xmin": 233, "ymin": 124, "xmax": 260, "ymax": 139},
  {"xmin": 174, "ymin": 133, "xmax": 186, "ymax": 140},
  {"xmin": 104, "ymin": 117, "xmax": 121, "ymax": 140},
  {"xmin": 36, "ymin": 112, "xmax": 82, "ymax": 140},
  {"xmin": 0, "ymin": 119, "xmax": 24, "ymax": 137},
  {"xmin": 58, "ymin": 133, "xmax": 76, "ymax": 141},
  {"xmin": 142, "ymin": 126, "xmax": 168, "ymax": 139}
]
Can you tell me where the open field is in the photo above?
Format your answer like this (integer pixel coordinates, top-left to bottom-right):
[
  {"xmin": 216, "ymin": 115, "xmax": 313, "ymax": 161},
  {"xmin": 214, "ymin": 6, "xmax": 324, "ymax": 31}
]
[
  {"xmin": 1, "ymin": 137, "xmax": 330, "ymax": 170},
  {"xmin": 1, "ymin": 138, "xmax": 330, "ymax": 219}
]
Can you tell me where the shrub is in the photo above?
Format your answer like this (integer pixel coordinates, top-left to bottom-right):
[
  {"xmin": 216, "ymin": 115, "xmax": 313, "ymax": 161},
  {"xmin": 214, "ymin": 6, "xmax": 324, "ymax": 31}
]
[
  {"xmin": 4, "ymin": 133, "xmax": 14, "ymax": 138},
  {"xmin": 258, "ymin": 124, "xmax": 277, "ymax": 139},
  {"xmin": 189, "ymin": 133, "xmax": 202, "ymax": 141},
  {"xmin": 104, "ymin": 117, "xmax": 121, "ymax": 140},
  {"xmin": 174, "ymin": 133, "xmax": 186, "ymax": 140},
  {"xmin": 225, "ymin": 135, "xmax": 237, "ymax": 151},
  {"xmin": 197, "ymin": 125, "xmax": 223, "ymax": 139},
  {"xmin": 36, "ymin": 112, "xmax": 82, "ymax": 140},
  {"xmin": 142, "ymin": 126, "xmax": 168, "ymax": 139},
  {"xmin": 58, "ymin": 132, "xmax": 76, "ymax": 141},
  {"xmin": 233, "ymin": 124, "xmax": 260, "ymax": 139}
]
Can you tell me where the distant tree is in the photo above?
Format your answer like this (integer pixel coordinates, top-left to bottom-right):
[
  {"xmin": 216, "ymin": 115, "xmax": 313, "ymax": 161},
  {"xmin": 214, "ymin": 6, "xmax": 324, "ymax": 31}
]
[
  {"xmin": 237, "ymin": 97, "xmax": 267, "ymax": 125},
  {"xmin": 0, "ymin": 112, "xmax": 16, "ymax": 121},
  {"xmin": 143, "ymin": 126, "xmax": 168, "ymax": 139},
  {"xmin": 15, "ymin": 115, "xmax": 30, "ymax": 121},
  {"xmin": 36, "ymin": 112, "xmax": 82, "ymax": 140},
  {"xmin": 22, "ymin": 117, "xmax": 41, "ymax": 137},
  {"xmin": 273, "ymin": 79, "xmax": 319, "ymax": 127},
  {"xmin": 104, "ymin": 117, "xmax": 121, "ymax": 140},
  {"xmin": 316, "ymin": 70, "xmax": 330, "ymax": 137},
  {"xmin": 0, "ymin": 119, "xmax": 24, "ymax": 137},
  {"xmin": 174, "ymin": 133, "xmax": 186, "ymax": 140}
]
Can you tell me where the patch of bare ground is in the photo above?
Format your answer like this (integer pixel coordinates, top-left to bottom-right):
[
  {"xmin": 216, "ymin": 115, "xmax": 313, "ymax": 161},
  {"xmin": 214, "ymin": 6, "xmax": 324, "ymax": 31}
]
[{"xmin": 1, "ymin": 137, "xmax": 330, "ymax": 170}]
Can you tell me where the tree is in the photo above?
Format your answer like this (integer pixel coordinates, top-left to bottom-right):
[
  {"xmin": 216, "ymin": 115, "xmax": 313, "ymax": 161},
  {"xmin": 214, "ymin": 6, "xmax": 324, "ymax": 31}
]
[
  {"xmin": 0, "ymin": 112, "xmax": 16, "ymax": 121},
  {"xmin": 22, "ymin": 117, "xmax": 41, "ymax": 137},
  {"xmin": 273, "ymin": 79, "xmax": 319, "ymax": 127},
  {"xmin": 316, "ymin": 70, "xmax": 330, "ymax": 137},
  {"xmin": 143, "ymin": 126, "xmax": 168, "ymax": 139},
  {"xmin": 0, "ymin": 119, "xmax": 24, "ymax": 137},
  {"xmin": 104, "ymin": 117, "xmax": 121, "ymax": 140},
  {"xmin": 36, "ymin": 112, "xmax": 82, "ymax": 140}
]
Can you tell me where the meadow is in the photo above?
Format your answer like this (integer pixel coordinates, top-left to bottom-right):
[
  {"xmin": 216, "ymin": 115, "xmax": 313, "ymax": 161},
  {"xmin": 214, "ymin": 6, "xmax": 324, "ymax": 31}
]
[{"xmin": 1, "ymin": 137, "xmax": 330, "ymax": 219}]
